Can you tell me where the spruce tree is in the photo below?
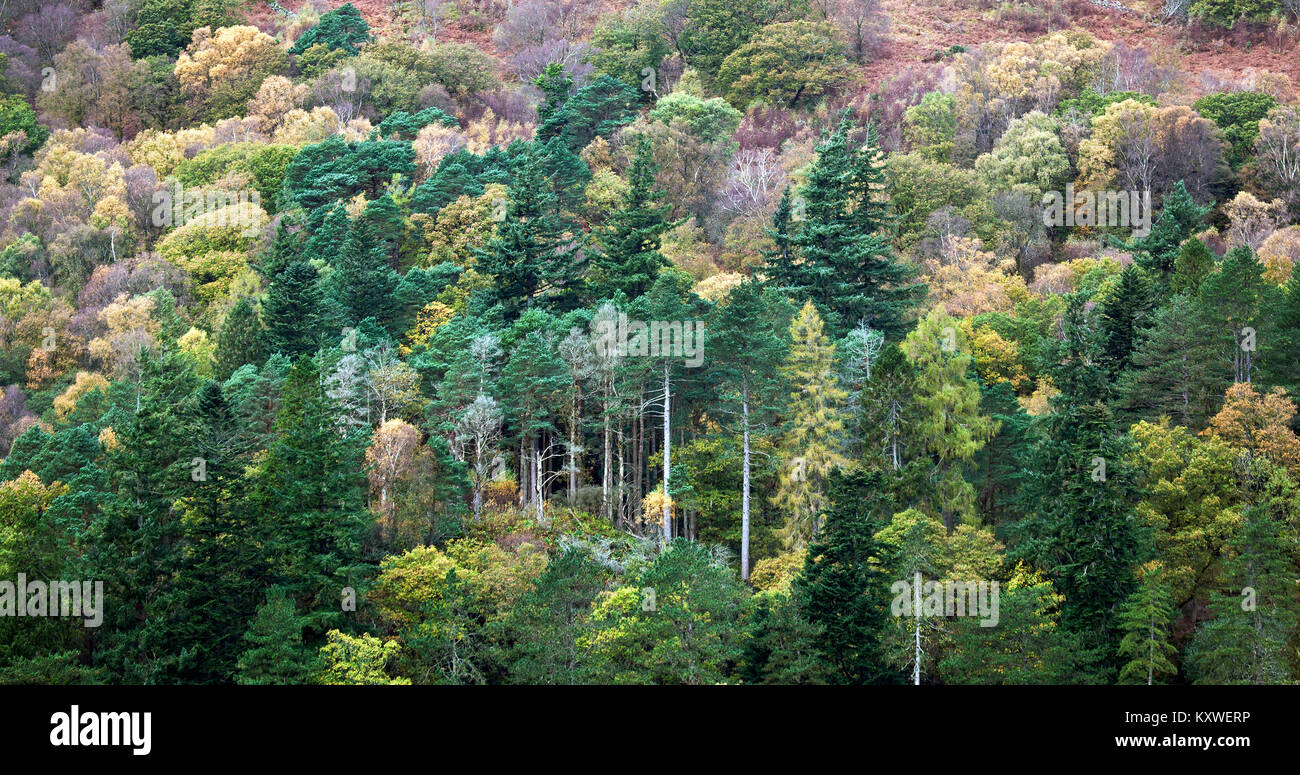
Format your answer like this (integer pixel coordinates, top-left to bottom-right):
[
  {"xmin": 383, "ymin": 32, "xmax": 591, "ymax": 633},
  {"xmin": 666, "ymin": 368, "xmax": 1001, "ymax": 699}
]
[
  {"xmin": 764, "ymin": 114, "xmax": 925, "ymax": 338},
  {"xmin": 152, "ymin": 380, "xmax": 266, "ymax": 683},
  {"xmin": 214, "ymin": 296, "xmax": 265, "ymax": 381},
  {"xmin": 1195, "ymin": 245, "xmax": 1273, "ymax": 384},
  {"xmin": 475, "ymin": 145, "xmax": 583, "ymax": 319},
  {"xmin": 942, "ymin": 563, "xmax": 1089, "ymax": 684},
  {"xmin": 1116, "ymin": 294, "xmax": 1220, "ymax": 428},
  {"xmin": 1012, "ymin": 296, "xmax": 1148, "ymax": 669},
  {"xmin": 262, "ymin": 260, "xmax": 323, "ymax": 358},
  {"xmin": 1258, "ymin": 270, "xmax": 1300, "ymax": 405},
  {"xmin": 1115, "ymin": 563, "xmax": 1178, "ymax": 685},
  {"xmin": 330, "ymin": 215, "xmax": 400, "ymax": 330},
  {"xmin": 589, "ymin": 136, "xmax": 674, "ymax": 300},
  {"xmin": 709, "ymin": 281, "xmax": 790, "ymax": 579},
  {"xmin": 260, "ymin": 217, "xmax": 304, "ymax": 279},
  {"xmin": 793, "ymin": 468, "xmax": 901, "ymax": 685},
  {"xmin": 1099, "ymin": 264, "xmax": 1155, "ymax": 378},
  {"xmin": 359, "ymin": 193, "xmax": 406, "ymax": 270},
  {"xmin": 304, "ymin": 203, "xmax": 350, "ymax": 262},
  {"xmin": 1133, "ymin": 181, "xmax": 1211, "ymax": 275},
  {"xmin": 249, "ymin": 357, "xmax": 373, "ymax": 638},
  {"xmin": 93, "ymin": 347, "xmax": 202, "ymax": 682},
  {"xmin": 1170, "ymin": 237, "xmax": 1214, "ymax": 297},
  {"xmin": 235, "ymin": 587, "xmax": 317, "ymax": 684}
]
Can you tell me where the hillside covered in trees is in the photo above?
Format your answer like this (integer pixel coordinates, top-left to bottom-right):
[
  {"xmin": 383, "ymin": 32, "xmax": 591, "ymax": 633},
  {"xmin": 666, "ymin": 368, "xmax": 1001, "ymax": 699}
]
[{"xmin": 1, "ymin": 0, "xmax": 1300, "ymax": 685}]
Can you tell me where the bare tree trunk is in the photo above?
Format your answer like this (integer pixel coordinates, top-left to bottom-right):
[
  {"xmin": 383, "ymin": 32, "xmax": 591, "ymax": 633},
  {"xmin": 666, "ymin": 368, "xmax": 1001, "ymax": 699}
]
[
  {"xmin": 913, "ymin": 571, "xmax": 922, "ymax": 686},
  {"xmin": 661, "ymin": 363, "xmax": 671, "ymax": 549},
  {"xmin": 741, "ymin": 387, "xmax": 752, "ymax": 581},
  {"xmin": 533, "ymin": 436, "xmax": 543, "ymax": 523},
  {"xmin": 602, "ymin": 388, "xmax": 612, "ymax": 522}
]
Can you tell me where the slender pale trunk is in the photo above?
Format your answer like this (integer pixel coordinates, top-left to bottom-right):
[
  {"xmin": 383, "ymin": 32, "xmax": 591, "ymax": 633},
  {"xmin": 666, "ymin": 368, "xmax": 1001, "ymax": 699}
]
[
  {"xmin": 913, "ymin": 571, "xmax": 922, "ymax": 686},
  {"xmin": 741, "ymin": 387, "xmax": 751, "ymax": 581},
  {"xmin": 568, "ymin": 387, "xmax": 579, "ymax": 504},
  {"xmin": 617, "ymin": 425, "xmax": 626, "ymax": 527},
  {"xmin": 534, "ymin": 437, "xmax": 544, "ymax": 524},
  {"xmin": 661, "ymin": 363, "xmax": 671, "ymax": 548},
  {"xmin": 602, "ymin": 388, "xmax": 612, "ymax": 522}
]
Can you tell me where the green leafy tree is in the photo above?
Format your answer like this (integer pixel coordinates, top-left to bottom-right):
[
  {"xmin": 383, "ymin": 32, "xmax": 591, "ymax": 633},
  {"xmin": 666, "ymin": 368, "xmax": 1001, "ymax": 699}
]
[
  {"xmin": 941, "ymin": 563, "xmax": 1088, "ymax": 684},
  {"xmin": 317, "ymin": 631, "xmax": 409, "ymax": 684},
  {"xmin": 716, "ymin": 21, "xmax": 851, "ymax": 110},
  {"xmin": 900, "ymin": 307, "xmax": 997, "ymax": 531},
  {"xmin": 1193, "ymin": 91, "xmax": 1277, "ymax": 168},
  {"xmin": 1186, "ymin": 475, "xmax": 1300, "ymax": 684}
]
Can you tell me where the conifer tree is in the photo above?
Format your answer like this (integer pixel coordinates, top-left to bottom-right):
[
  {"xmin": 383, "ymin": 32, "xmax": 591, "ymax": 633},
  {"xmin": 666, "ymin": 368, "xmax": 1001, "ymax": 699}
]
[
  {"xmin": 710, "ymin": 281, "xmax": 790, "ymax": 579},
  {"xmin": 1116, "ymin": 562, "xmax": 1178, "ymax": 685},
  {"xmin": 775, "ymin": 302, "xmax": 848, "ymax": 548},
  {"xmin": 900, "ymin": 307, "xmax": 997, "ymax": 531},
  {"xmin": 261, "ymin": 217, "xmax": 304, "ymax": 279},
  {"xmin": 475, "ymin": 145, "xmax": 583, "ymax": 319},
  {"xmin": 1170, "ymin": 237, "xmax": 1214, "ymax": 297},
  {"xmin": 250, "ymin": 357, "xmax": 373, "ymax": 638},
  {"xmin": 856, "ymin": 343, "xmax": 916, "ymax": 473},
  {"xmin": 1116, "ymin": 294, "xmax": 1220, "ymax": 428},
  {"xmin": 305, "ymin": 203, "xmax": 349, "ymax": 263},
  {"xmin": 764, "ymin": 114, "xmax": 924, "ymax": 338},
  {"xmin": 359, "ymin": 193, "xmax": 406, "ymax": 270},
  {"xmin": 1196, "ymin": 245, "xmax": 1273, "ymax": 384},
  {"xmin": 793, "ymin": 469, "xmax": 900, "ymax": 685},
  {"xmin": 235, "ymin": 587, "xmax": 317, "ymax": 684},
  {"xmin": 215, "ymin": 297, "xmax": 265, "ymax": 381},
  {"xmin": 93, "ymin": 347, "xmax": 202, "ymax": 682},
  {"xmin": 1133, "ymin": 181, "xmax": 1211, "ymax": 275},
  {"xmin": 1013, "ymin": 296, "xmax": 1148, "ymax": 666},
  {"xmin": 1258, "ymin": 270, "xmax": 1300, "ymax": 404},
  {"xmin": 262, "ymin": 260, "xmax": 324, "ymax": 358},
  {"xmin": 153, "ymin": 380, "xmax": 265, "ymax": 682},
  {"xmin": 331, "ymin": 215, "xmax": 400, "ymax": 330},
  {"xmin": 1099, "ymin": 264, "xmax": 1156, "ymax": 378},
  {"xmin": 589, "ymin": 136, "xmax": 674, "ymax": 300}
]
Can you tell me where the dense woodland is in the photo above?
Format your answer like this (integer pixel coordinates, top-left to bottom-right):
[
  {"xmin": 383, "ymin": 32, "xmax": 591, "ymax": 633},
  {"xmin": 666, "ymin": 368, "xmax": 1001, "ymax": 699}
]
[{"xmin": 1, "ymin": 0, "xmax": 1300, "ymax": 685}]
